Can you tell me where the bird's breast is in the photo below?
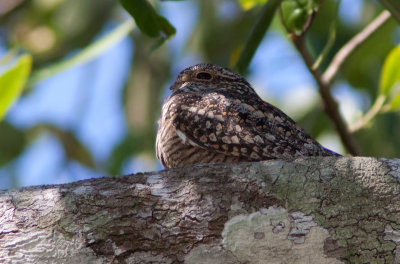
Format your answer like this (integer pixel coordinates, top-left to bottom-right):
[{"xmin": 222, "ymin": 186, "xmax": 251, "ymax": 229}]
[{"xmin": 156, "ymin": 106, "xmax": 245, "ymax": 168}]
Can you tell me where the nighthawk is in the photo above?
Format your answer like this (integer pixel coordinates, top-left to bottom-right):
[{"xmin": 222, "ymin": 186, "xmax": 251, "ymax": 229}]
[{"xmin": 156, "ymin": 63, "xmax": 340, "ymax": 168}]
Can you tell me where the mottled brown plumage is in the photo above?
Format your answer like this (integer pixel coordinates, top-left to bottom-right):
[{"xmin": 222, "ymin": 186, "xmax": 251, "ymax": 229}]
[{"xmin": 156, "ymin": 63, "xmax": 340, "ymax": 168}]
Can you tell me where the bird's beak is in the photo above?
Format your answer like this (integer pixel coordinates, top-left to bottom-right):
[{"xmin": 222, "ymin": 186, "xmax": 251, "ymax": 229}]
[
  {"xmin": 170, "ymin": 82, "xmax": 181, "ymax": 91},
  {"xmin": 170, "ymin": 73, "xmax": 190, "ymax": 91}
]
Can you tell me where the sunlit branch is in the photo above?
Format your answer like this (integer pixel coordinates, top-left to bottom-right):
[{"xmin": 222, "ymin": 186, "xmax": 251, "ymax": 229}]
[
  {"xmin": 322, "ymin": 10, "xmax": 392, "ymax": 85},
  {"xmin": 349, "ymin": 95, "xmax": 386, "ymax": 133}
]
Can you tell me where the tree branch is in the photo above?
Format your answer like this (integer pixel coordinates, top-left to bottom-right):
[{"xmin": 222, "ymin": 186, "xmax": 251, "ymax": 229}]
[
  {"xmin": 349, "ymin": 94, "xmax": 386, "ymax": 132},
  {"xmin": 322, "ymin": 10, "xmax": 392, "ymax": 85},
  {"xmin": 292, "ymin": 36, "xmax": 361, "ymax": 155},
  {"xmin": 1, "ymin": 158, "xmax": 400, "ymax": 263}
]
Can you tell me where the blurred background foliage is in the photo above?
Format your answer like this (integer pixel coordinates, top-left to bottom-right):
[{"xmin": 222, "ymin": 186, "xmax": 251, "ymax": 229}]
[{"xmin": 0, "ymin": 0, "xmax": 399, "ymax": 189}]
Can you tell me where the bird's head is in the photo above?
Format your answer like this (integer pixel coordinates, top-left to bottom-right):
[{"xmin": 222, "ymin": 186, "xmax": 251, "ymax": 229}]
[{"xmin": 170, "ymin": 63, "xmax": 253, "ymax": 94}]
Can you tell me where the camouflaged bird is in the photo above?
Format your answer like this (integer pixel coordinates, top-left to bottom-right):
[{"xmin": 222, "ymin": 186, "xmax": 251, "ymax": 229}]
[{"xmin": 156, "ymin": 63, "xmax": 340, "ymax": 168}]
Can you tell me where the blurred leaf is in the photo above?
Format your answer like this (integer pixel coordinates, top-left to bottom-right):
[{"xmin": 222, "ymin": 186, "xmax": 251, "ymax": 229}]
[
  {"xmin": 280, "ymin": 0, "xmax": 319, "ymax": 35},
  {"xmin": 108, "ymin": 135, "xmax": 134, "ymax": 176},
  {"xmin": 29, "ymin": 20, "xmax": 134, "ymax": 85},
  {"xmin": 156, "ymin": 13, "xmax": 176, "ymax": 37},
  {"xmin": 234, "ymin": 0, "xmax": 280, "ymax": 73},
  {"xmin": 238, "ymin": 0, "xmax": 268, "ymax": 10},
  {"xmin": 230, "ymin": 47, "xmax": 242, "ymax": 67},
  {"xmin": 0, "ymin": 54, "xmax": 32, "ymax": 121},
  {"xmin": 379, "ymin": 45, "xmax": 400, "ymax": 98},
  {"xmin": 0, "ymin": 122, "xmax": 26, "ymax": 166},
  {"xmin": 297, "ymin": 105, "xmax": 333, "ymax": 138},
  {"xmin": 55, "ymin": 130, "xmax": 95, "ymax": 169},
  {"xmin": 33, "ymin": 125, "xmax": 95, "ymax": 169},
  {"xmin": 312, "ymin": 20, "xmax": 336, "ymax": 70},
  {"xmin": 379, "ymin": 0, "xmax": 400, "ymax": 24},
  {"xmin": 354, "ymin": 112, "xmax": 400, "ymax": 157},
  {"xmin": 188, "ymin": 1, "xmax": 259, "ymax": 66},
  {"xmin": 389, "ymin": 92, "xmax": 400, "ymax": 110},
  {"xmin": 0, "ymin": 50, "xmax": 17, "ymax": 65},
  {"xmin": 120, "ymin": 0, "xmax": 175, "ymax": 38},
  {"xmin": 148, "ymin": 15, "xmax": 178, "ymax": 51},
  {"xmin": 311, "ymin": 1, "xmax": 339, "ymax": 70},
  {"xmin": 108, "ymin": 130, "xmax": 155, "ymax": 175},
  {"xmin": 150, "ymin": 37, "xmax": 168, "ymax": 51},
  {"xmin": 1, "ymin": 0, "xmax": 116, "ymax": 66}
]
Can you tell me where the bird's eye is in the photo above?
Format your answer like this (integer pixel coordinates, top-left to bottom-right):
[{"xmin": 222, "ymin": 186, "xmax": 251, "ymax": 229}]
[{"xmin": 195, "ymin": 72, "xmax": 212, "ymax": 80}]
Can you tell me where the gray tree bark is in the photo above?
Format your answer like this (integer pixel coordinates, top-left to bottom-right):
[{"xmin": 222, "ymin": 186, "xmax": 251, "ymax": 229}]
[{"xmin": 1, "ymin": 157, "xmax": 400, "ymax": 263}]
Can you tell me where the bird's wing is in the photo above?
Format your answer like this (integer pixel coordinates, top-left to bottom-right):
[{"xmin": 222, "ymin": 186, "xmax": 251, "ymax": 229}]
[{"xmin": 167, "ymin": 91, "xmax": 334, "ymax": 160}]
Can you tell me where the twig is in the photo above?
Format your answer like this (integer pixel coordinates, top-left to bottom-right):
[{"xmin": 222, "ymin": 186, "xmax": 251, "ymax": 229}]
[
  {"xmin": 322, "ymin": 10, "xmax": 392, "ymax": 85},
  {"xmin": 349, "ymin": 95, "xmax": 386, "ymax": 132},
  {"xmin": 312, "ymin": 20, "xmax": 336, "ymax": 70},
  {"xmin": 292, "ymin": 36, "xmax": 361, "ymax": 156}
]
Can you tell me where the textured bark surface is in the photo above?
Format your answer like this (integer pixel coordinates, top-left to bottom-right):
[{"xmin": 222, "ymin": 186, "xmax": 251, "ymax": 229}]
[{"xmin": 1, "ymin": 157, "xmax": 400, "ymax": 263}]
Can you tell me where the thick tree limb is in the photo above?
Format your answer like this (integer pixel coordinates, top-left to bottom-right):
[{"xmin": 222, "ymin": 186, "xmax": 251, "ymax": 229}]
[{"xmin": 1, "ymin": 157, "xmax": 400, "ymax": 263}]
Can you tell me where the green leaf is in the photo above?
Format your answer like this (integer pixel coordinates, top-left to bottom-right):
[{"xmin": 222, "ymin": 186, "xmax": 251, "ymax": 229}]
[
  {"xmin": 379, "ymin": 45, "xmax": 400, "ymax": 96},
  {"xmin": 379, "ymin": 0, "xmax": 400, "ymax": 24},
  {"xmin": 29, "ymin": 20, "xmax": 134, "ymax": 85},
  {"xmin": 120, "ymin": 0, "xmax": 176, "ymax": 38},
  {"xmin": 108, "ymin": 135, "xmax": 135, "ymax": 175},
  {"xmin": 0, "ymin": 54, "xmax": 32, "ymax": 121},
  {"xmin": 312, "ymin": 20, "xmax": 336, "ymax": 70},
  {"xmin": 390, "ymin": 92, "xmax": 400, "ymax": 110},
  {"xmin": 157, "ymin": 14, "xmax": 176, "ymax": 37},
  {"xmin": 238, "ymin": 0, "xmax": 268, "ymax": 10},
  {"xmin": 234, "ymin": 0, "xmax": 280, "ymax": 73},
  {"xmin": 311, "ymin": 1, "xmax": 339, "ymax": 70},
  {"xmin": 280, "ymin": 0, "xmax": 319, "ymax": 35}
]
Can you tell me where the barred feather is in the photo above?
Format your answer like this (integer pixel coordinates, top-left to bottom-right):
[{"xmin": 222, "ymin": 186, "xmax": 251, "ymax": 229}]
[{"xmin": 156, "ymin": 64, "xmax": 340, "ymax": 168}]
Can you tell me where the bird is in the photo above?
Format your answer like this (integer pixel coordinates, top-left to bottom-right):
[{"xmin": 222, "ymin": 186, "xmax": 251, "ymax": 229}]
[{"xmin": 156, "ymin": 63, "xmax": 341, "ymax": 168}]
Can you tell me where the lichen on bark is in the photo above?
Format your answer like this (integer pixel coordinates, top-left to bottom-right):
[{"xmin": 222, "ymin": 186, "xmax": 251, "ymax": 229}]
[{"xmin": 0, "ymin": 157, "xmax": 399, "ymax": 263}]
